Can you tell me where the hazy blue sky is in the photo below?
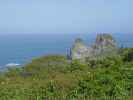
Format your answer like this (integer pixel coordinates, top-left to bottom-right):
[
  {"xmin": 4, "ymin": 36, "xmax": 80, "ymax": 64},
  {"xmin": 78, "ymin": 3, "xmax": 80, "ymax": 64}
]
[{"xmin": 0, "ymin": 0, "xmax": 132, "ymax": 34}]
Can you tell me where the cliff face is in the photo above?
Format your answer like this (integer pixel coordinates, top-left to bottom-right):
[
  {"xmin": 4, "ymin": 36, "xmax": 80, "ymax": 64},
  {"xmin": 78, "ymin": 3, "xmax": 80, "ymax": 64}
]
[{"xmin": 71, "ymin": 34, "xmax": 117, "ymax": 60}]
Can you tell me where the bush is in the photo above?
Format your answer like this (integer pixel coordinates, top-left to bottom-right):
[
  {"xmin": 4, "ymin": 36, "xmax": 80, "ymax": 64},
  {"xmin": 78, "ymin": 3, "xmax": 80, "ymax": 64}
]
[
  {"xmin": 121, "ymin": 48, "xmax": 133, "ymax": 62},
  {"xmin": 0, "ymin": 51, "xmax": 133, "ymax": 100}
]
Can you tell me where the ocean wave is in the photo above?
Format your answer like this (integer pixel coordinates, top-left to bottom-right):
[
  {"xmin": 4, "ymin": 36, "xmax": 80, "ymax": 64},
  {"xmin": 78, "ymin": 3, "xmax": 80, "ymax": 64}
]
[
  {"xmin": 5, "ymin": 63, "xmax": 21, "ymax": 67},
  {"xmin": 0, "ymin": 63, "xmax": 21, "ymax": 72}
]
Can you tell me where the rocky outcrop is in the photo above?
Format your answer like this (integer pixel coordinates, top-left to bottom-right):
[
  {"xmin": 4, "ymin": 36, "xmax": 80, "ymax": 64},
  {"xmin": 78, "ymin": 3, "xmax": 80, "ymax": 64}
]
[
  {"xmin": 71, "ymin": 34, "xmax": 118, "ymax": 60},
  {"xmin": 91, "ymin": 34, "xmax": 117, "ymax": 57},
  {"xmin": 71, "ymin": 38, "xmax": 93, "ymax": 60}
]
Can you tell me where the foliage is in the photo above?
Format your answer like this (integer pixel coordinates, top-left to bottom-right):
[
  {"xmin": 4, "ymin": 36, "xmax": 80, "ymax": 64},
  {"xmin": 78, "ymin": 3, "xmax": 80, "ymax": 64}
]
[
  {"xmin": 121, "ymin": 48, "xmax": 133, "ymax": 62},
  {"xmin": 0, "ymin": 49, "xmax": 133, "ymax": 100}
]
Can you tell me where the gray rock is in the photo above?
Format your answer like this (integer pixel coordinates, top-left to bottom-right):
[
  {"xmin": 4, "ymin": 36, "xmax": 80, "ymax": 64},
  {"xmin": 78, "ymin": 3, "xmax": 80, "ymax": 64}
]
[
  {"xmin": 71, "ymin": 38, "xmax": 92, "ymax": 60},
  {"xmin": 70, "ymin": 34, "xmax": 118, "ymax": 60}
]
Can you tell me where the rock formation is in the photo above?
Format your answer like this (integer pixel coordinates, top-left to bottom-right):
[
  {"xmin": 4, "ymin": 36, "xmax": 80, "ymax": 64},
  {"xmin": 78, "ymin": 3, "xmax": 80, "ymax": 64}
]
[
  {"xmin": 71, "ymin": 38, "xmax": 93, "ymax": 60},
  {"xmin": 71, "ymin": 34, "xmax": 118, "ymax": 60}
]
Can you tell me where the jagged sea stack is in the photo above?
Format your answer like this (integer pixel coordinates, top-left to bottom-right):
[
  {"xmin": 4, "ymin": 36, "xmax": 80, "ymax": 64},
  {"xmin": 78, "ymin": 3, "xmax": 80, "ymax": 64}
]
[
  {"xmin": 70, "ymin": 34, "xmax": 118, "ymax": 60},
  {"xmin": 92, "ymin": 34, "xmax": 117, "ymax": 58}
]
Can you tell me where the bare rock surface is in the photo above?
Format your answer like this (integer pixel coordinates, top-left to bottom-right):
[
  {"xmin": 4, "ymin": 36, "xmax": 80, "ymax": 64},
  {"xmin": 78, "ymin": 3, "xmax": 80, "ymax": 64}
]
[{"xmin": 71, "ymin": 34, "xmax": 118, "ymax": 60}]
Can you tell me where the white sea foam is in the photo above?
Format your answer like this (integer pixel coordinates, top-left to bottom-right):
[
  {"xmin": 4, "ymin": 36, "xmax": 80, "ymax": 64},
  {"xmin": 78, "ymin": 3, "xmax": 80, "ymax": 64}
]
[
  {"xmin": 0, "ymin": 63, "xmax": 21, "ymax": 72},
  {"xmin": 5, "ymin": 63, "xmax": 20, "ymax": 67}
]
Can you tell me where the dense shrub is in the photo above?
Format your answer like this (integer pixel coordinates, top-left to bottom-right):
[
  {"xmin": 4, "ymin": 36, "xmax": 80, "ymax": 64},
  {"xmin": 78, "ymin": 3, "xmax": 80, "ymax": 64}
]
[
  {"xmin": 0, "ymin": 50, "xmax": 133, "ymax": 100},
  {"xmin": 121, "ymin": 48, "xmax": 133, "ymax": 62}
]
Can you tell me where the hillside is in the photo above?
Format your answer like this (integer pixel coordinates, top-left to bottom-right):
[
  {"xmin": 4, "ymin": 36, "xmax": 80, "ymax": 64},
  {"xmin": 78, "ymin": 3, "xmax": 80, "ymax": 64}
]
[{"xmin": 0, "ymin": 34, "xmax": 133, "ymax": 100}]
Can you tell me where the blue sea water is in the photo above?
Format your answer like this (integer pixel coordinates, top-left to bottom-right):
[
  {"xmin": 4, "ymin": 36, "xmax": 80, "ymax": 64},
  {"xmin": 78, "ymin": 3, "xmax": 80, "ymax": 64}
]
[{"xmin": 0, "ymin": 33, "xmax": 133, "ymax": 67}]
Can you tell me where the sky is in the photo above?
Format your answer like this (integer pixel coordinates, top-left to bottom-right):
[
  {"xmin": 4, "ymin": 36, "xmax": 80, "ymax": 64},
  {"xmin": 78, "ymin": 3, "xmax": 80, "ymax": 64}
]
[{"xmin": 0, "ymin": 0, "xmax": 132, "ymax": 34}]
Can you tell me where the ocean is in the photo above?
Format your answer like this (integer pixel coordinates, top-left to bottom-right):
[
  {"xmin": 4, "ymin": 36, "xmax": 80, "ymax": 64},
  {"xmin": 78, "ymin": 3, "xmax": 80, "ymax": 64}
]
[{"xmin": 0, "ymin": 33, "xmax": 133, "ymax": 67}]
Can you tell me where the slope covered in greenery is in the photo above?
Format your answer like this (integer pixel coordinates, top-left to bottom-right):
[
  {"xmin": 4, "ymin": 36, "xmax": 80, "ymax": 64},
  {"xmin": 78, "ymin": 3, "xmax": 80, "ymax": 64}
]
[{"xmin": 0, "ymin": 48, "xmax": 133, "ymax": 100}]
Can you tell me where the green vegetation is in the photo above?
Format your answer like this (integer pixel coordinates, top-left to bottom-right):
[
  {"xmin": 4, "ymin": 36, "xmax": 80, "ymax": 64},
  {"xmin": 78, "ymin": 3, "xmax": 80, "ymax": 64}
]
[{"xmin": 0, "ymin": 49, "xmax": 133, "ymax": 100}]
